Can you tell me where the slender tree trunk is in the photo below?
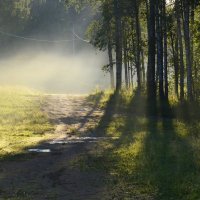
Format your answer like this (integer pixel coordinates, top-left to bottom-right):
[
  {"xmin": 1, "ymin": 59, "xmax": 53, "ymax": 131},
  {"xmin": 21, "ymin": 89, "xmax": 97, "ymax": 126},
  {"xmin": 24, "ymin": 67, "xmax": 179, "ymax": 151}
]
[
  {"xmin": 130, "ymin": 63, "xmax": 134, "ymax": 88},
  {"xmin": 156, "ymin": 0, "xmax": 164, "ymax": 99},
  {"xmin": 163, "ymin": 0, "xmax": 168, "ymax": 99},
  {"xmin": 135, "ymin": 1, "xmax": 141, "ymax": 89},
  {"xmin": 171, "ymin": 32, "xmax": 179, "ymax": 97},
  {"xmin": 191, "ymin": 0, "xmax": 194, "ymax": 68},
  {"xmin": 128, "ymin": 60, "xmax": 130, "ymax": 87},
  {"xmin": 183, "ymin": 0, "xmax": 193, "ymax": 101},
  {"xmin": 194, "ymin": 62, "xmax": 198, "ymax": 99},
  {"xmin": 108, "ymin": 41, "xmax": 114, "ymax": 89},
  {"xmin": 147, "ymin": 0, "xmax": 156, "ymax": 100},
  {"xmin": 141, "ymin": 48, "xmax": 145, "ymax": 84},
  {"xmin": 127, "ymin": 38, "xmax": 131, "ymax": 88},
  {"xmin": 123, "ymin": 22, "xmax": 128, "ymax": 88},
  {"xmin": 124, "ymin": 46, "xmax": 128, "ymax": 88},
  {"xmin": 176, "ymin": 0, "xmax": 185, "ymax": 101},
  {"xmin": 114, "ymin": 0, "xmax": 123, "ymax": 91},
  {"xmin": 191, "ymin": 0, "xmax": 195, "ymax": 98}
]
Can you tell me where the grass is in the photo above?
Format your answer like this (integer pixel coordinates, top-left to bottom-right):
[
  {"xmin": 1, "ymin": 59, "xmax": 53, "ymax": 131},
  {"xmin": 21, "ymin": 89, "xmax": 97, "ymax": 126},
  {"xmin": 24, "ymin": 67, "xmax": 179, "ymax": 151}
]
[
  {"xmin": 77, "ymin": 89, "xmax": 200, "ymax": 200},
  {"xmin": 1, "ymin": 86, "xmax": 200, "ymax": 199},
  {"xmin": 0, "ymin": 86, "xmax": 54, "ymax": 159}
]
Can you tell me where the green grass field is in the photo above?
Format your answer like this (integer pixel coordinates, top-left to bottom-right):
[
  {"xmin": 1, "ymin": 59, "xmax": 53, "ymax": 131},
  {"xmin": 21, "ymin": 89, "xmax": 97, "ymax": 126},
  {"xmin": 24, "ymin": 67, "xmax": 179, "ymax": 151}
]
[{"xmin": 0, "ymin": 86, "xmax": 54, "ymax": 159}]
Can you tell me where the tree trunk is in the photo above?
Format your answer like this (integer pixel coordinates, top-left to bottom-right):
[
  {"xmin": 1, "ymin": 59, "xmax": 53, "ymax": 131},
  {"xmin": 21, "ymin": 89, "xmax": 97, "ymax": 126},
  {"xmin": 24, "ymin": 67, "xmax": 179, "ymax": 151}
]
[
  {"xmin": 183, "ymin": 0, "xmax": 193, "ymax": 101},
  {"xmin": 156, "ymin": 0, "xmax": 164, "ymax": 99},
  {"xmin": 176, "ymin": 0, "xmax": 185, "ymax": 101},
  {"xmin": 108, "ymin": 41, "xmax": 114, "ymax": 89},
  {"xmin": 135, "ymin": 1, "xmax": 141, "ymax": 89},
  {"xmin": 170, "ymin": 32, "xmax": 179, "ymax": 97},
  {"xmin": 163, "ymin": 0, "xmax": 168, "ymax": 99},
  {"xmin": 123, "ymin": 22, "xmax": 128, "ymax": 88},
  {"xmin": 141, "ymin": 48, "xmax": 145, "ymax": 84},
  {"xmin": 147, "ymin": 0, "xmax": 156, "ymax": 100},
  {"xmin": 114, "ymin": 0, "xmax": 123, "ymax": 91}
]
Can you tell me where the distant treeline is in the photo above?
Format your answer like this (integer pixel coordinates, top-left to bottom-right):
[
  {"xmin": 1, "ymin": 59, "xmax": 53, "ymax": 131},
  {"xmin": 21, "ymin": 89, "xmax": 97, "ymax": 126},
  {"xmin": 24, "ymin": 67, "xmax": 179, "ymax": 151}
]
[
  {"xmin": 0, "ymin": 0, "xmax": 93, "ymax": 52},
  {"xmin": 1, "ymin": 0, "xmax": 200, "ymax": 102}
]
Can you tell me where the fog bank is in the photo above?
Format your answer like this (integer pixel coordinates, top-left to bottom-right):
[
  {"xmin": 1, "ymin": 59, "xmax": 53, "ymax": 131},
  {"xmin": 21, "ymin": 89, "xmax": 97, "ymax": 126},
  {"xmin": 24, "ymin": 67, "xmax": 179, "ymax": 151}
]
[{"xmin": 0, "ymin": 48, "xmax": 110, "ymax": 94}]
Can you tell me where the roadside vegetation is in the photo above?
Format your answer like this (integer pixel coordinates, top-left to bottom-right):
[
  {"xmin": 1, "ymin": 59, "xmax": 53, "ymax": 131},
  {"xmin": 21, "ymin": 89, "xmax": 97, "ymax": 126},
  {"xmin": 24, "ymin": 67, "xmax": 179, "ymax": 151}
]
[
  {"xmin": 0, "ymin": 86, "xmax": 54, "ymax": 160},
  {"xmin": 78, "ymin": 89, "xmax": 200, "ymax": 200}
]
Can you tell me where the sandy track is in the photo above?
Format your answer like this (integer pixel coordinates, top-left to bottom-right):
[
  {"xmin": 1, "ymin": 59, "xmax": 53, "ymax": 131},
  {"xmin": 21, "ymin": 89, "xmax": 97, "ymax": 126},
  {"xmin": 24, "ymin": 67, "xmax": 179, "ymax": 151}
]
[{"xmin": 0, "ymin": 95, "xmax": 110, "ymax": 200}]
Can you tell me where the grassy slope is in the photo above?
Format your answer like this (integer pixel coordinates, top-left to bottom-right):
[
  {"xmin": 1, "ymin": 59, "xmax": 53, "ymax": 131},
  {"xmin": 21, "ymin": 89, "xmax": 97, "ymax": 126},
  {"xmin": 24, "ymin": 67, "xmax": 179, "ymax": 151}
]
[
  {"xmin": 81, "ymin": 89, "xmax": 200, "ymax": 200},
  {"xmin": 0, "ymin": 86, "xmax": 54, "ymax": 159}
]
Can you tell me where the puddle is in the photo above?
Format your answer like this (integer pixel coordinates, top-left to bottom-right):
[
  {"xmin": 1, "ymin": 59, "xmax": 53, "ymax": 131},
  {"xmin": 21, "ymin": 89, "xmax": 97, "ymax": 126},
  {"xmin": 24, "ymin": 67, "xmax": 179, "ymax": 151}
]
[
  {"xmin": 28, "ymin": 149, "xmax": 51, "ymax": 153},
  {"xmin": 49, "ymin": 136, "xmax": 119, "ymax": 145},
  {"xmin": 49, "ymin": 140, "xmax": 85, "ymax": 144}
]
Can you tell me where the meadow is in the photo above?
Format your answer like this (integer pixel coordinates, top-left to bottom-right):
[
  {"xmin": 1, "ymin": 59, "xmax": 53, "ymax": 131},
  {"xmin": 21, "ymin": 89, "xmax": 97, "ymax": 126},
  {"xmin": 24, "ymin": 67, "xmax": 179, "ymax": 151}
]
[{"xmin": 0, "ymin": 86, "xmax": 54, "ymax": 159}]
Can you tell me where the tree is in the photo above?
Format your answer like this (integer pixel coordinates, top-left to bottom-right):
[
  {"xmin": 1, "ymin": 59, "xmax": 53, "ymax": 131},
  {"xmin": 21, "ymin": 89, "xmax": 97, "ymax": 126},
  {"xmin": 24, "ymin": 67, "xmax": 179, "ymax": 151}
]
[
  {"xmin": 183, "ymin": 0, "xmax": 193, "ymax": 101},
  {"xmin": 114, "ymin": 0, "xmax": 123, "ymax": 91},
  {"xmin": 147, "ymin": 0, "xmax": 156, "ymax": 100}
]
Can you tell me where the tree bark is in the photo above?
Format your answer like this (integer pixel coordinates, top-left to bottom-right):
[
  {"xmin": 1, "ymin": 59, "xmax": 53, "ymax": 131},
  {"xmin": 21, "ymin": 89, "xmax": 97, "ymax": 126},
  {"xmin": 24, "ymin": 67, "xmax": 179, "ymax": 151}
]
[
  {"xmin": 147, "ymin": 0, "xmax": 156, "ymax": 100},
  {"xmin": 108, "ymin": 41, "xmax": 115, "ymax": 89},
  {"xmin": 175, "ymin": 0, "xmax": 185, "ymax": 101},
  {"xmin": 170, "ymin": 32, "xmax": 179, "ymax": 97},
  {"xmin": 141, "ymin": 48, "xmax": 145, "ymax": 84},
  {"xmin": 156, "ymin": 0, "xmax": 164, "ymax": 99},
  {"xmin": 114, "ymin": 0, "xmax": 123, "ymax": 91},
  {"xmin": 123, "ymin": 22, "xmax": 129, "ymax": 88},
  {"xmin": 163, "ymin": 0, "xmax": 168, "ymax": 99},
  {"xmin": 134, "ymin": 1, "xmax": 141, "ymax": 89},
  {"xmin": 183, "ymin": 0, "xmax": 193, "ymax": 101}
]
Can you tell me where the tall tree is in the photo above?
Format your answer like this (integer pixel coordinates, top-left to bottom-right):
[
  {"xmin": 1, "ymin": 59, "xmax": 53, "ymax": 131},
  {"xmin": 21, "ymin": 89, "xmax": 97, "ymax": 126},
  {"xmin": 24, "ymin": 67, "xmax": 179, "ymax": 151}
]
[
  {"xmin": 183, "ymin": 0, "xmax": 193, "ymax": 101},
  {"xmin": 134, "ymin": 0, "xmax": 142, "ymax": 89},
  {"xmin": 114, "ymin": 0, "xmax": 123, "ymax": 91},
  {"xmin": 147, "ymin": 0, "xmax": 156, "ymax": 100},
  {"xmin": 175, "ymin": 0, "xmax": 185, "ymax": 101},
  {"xmin": 163, "ymin": 0, "xmax": 168, "ymax": 99},
  {"xmin": 156, "ymin": 0, "xmax": 164, "ymax": 99}
]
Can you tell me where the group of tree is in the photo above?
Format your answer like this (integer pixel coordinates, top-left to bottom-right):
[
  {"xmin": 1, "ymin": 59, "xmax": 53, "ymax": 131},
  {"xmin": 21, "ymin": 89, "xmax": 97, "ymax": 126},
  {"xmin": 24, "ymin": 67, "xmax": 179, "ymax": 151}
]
[
  {"xmin": 1, "ymin": 0, "xmax": 200, "ymax": 103},
  {"xmin": 86, "ymin": 0, "xmax": 200, "ymax": 103},
  {"xmin": 0, "ymin": 0, "xmax": 93, "ymax": 53}
]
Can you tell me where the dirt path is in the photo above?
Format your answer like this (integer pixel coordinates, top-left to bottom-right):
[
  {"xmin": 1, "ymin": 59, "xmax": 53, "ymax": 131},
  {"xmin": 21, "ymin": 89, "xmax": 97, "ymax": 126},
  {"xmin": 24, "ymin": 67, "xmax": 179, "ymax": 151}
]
[{"xmin": 0, "ymin": 95, "xmax": 111, "ymax": 200}]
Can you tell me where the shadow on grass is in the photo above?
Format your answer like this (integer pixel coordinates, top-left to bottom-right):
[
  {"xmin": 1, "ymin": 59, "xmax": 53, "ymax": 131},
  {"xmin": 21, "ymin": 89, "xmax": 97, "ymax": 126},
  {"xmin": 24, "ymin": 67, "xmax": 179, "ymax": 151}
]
[
  {"xmin": 141, "ymin": 100, "xmax": 199, "ymax": 199},
  {"xmin": 80, "ymin": 89, "xmax": 200, "ymax": 199},
  {"xmin": 1, "ymin": 91, "xmax": 200, "ymax": 200}
]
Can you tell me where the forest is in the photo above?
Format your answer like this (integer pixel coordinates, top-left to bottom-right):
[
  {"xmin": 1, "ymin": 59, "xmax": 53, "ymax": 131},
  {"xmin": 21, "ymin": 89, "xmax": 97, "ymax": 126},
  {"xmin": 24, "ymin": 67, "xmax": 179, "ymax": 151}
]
[
  {"xmin": 0, "ymin": 0, "xmax": 200, "ymax": 200},
  {"xmin": 0, "ymin": 0, "xmax": 200, "ymax": 101}
]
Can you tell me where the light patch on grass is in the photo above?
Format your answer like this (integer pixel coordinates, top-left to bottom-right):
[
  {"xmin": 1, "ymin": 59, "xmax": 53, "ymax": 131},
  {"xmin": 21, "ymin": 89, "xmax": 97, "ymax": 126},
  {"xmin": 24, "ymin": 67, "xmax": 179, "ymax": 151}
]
[
  {"xmin": 113, "ymin": 132, "xmax": 147, "ymax": 176},
  {"xmin": 79, "ymin": 90, "xmax": 200, "ymax": 199},
  {"xmin": 0, "ymin": 86, "xmax": 54, "ymax": 158},
  {"xmin": 106, "ymin": 117, "xmax": 125, "ymax": 137}
]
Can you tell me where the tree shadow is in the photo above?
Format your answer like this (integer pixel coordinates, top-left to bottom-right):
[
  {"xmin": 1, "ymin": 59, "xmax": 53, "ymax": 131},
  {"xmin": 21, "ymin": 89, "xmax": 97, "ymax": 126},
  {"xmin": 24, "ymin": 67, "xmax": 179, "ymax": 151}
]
[
  {"xmin": 4, "ymin": 91, "xmax": 198, "ymax": 199},
  {"xmin": 95, "ymin": 91, "xmax": 121, "ymax": 136},
  {"xmin": 139, "ymin": 99, "xmax": 199, "ymax": 199},
  {"xmin": 80, "ymin": 90, "xmax": 200, "ymax": 199}
]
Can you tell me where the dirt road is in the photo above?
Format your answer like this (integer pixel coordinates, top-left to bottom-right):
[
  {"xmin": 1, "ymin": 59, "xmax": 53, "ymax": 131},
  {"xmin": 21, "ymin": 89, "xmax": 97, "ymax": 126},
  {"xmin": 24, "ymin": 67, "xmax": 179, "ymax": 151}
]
[{"xmin": 0, "ymin": 95, "xmax": 111, "ymax": 200}]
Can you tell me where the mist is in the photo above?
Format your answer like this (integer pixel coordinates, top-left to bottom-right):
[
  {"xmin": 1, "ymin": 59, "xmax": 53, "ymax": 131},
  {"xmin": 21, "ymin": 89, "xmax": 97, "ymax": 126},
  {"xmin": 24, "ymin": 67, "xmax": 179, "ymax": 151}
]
[
  {"xmin": 0, "ymin": 0, "xmax": 111, "ymax": 94},
  {"xmin": 0, "ymin": 47, "xmax": 110, "ymax": 94}
]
